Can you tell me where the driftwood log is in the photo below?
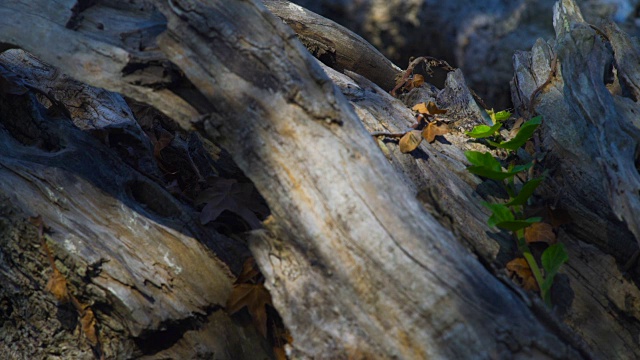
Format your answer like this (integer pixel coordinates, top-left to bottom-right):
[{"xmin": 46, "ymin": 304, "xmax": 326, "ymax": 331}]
[{"xmin": 0, "ymin": 0, "xmax": 638, "ymax": 359}]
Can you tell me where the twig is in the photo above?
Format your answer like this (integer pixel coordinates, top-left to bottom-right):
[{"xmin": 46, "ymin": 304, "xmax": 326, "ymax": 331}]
[
  {"xmin": 390, "ymin": 56, "xmax": 455, "ymax": 97},
  {"xmin": 469, "ymin": 88, "xmax": 490, "ymax": 110},
  {"xmin": 370, "ymin": 130, "xmax": 413, "ymax": 138}
]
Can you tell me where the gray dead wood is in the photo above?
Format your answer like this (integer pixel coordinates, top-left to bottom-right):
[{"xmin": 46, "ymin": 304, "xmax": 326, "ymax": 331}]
[
  {"xmin": 262, "ymin": 0, "xmax": 402, "ymax": 92},
  {"xmin": 0, "ymin": 55, "xmax": 269, "ymax": 359},
  {"xmin": 509, "ymin": 1, "xmax": 640, "ymax": 356},
  {"xmin": 0, "ymin": 0, "xmax": 634, "ymax": 359},
  {"xmin": 288, "ymin": 0, "xmax": 640, "ymax": 108},
  {"xmin": 323, "ymin": 51, "xmax": 640, "ymax": 359},
  {"xmin": 511, "ymin": 0, "xmax": 640, "ymax": 265}
]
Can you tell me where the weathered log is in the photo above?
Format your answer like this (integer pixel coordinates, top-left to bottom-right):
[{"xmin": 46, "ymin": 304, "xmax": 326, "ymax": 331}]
[
  {"xmin": 1, "ymin": 0, "xmax": 638, "ymax": 359},
  {"xmin": 511, "ymin": 0, "xmax": 640, "ymax": 262},
  {"xmin": 288, "ymin": 0, "xmax": 640, "ymax": 108},
  {"xmin": 324, "ymin": 53, "xmax": 640, "ymax": 360},
  {"xmin": 262, "ymin": 0, "xmax": 402, "ymax": 92},
  {"xmin": 509, "ymin": 1, "xmax": 640, "ymax": 356},
  {"xmin": 0, "ymin": 52, "xmax": 269, "ymax": 358}
]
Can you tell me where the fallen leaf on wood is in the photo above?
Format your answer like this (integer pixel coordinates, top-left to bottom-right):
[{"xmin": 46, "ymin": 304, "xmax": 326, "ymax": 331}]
[
  {"xmin": 399, "ymin": 130, "xmax": 423, "ymax": 153},
  {"xmin": 46, "ymin": 268, "xmax": 70, "ymax": 303},
  {"xmin": 236, "ymin": 257, "xmax": 261, "ymax": 284},
  {"xmin": 506, "ymin": 258, "xmax": 539, "ymax": 292},
  {"xmin": 410, "ymin": 74, "xmax": 424, "ymax": 89},
  {"xmin": 196, "ymin": 177, "xmax": 267, "ymax": 229},
  {"xmin": 524, "ymin": 222, "xmax": 556, "ymax": 244},
  {"xmin": 79, "ymin": 306, "xmax": 99, "ymax": 347},
  {"xmin": 412, "ymin": 101, "xmax": 447, "ymax": 115},
  {"xmin": 509, "ymin": 117, "xmax": 525, "ymax": 137},
  {"xmin": 524, "ymin": 140, "xmax": 536, "ymax": 156},
  {"xmin": 422, "ymin": 122, "xmax": 449, "ymax": 143},
  {"xmin": 151, "ymin": 128, "xmax": 174, "ymax": 159},
  {"xmin": 227, "ymin": 283, "xmax": 272, "ymax": 337}
]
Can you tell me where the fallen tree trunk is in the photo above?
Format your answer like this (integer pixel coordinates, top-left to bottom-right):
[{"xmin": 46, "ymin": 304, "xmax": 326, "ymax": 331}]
[{"xmin": 0, "ymin": 0, "xmax": 638, "ymax": 359}]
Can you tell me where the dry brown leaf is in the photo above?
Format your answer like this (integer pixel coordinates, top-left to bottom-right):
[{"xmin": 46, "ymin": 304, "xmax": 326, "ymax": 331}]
[
  {"xmin": 236, "ymin": 257, "xmax": 260, "ymax": 284},
  {"xmin": 410, "ymin": 74, "xmax": 424, "ymax": 89},
  {"xmin": 509, "ymin": 117, "xmax": 525, "ymax": 138},
  {"xmin": 227, "ymin": 283, "xmax": 272, "ymax": 337},
  {"xmin": 524, "ymin": 222, "xmax": 556, "ymax": 244},
  {"xmin": 399, "ymin": 130, "xmax": 423, "ymax": 153},
  {"xmin": 274, "ymin": 346, "xmax": 287, "ymax": 360},
  {"xmin": 151, "ymin": 129, "xmax": 174, "ymax": 159},
  {"xmin": 412, "ymin": 101, "xmax": 447, "ymax": 115},
  {"xmin": 46, "ymin": 268, "xmax": 70, "ymax": 303},
  {"xmin": 80, "ymin": 307, "xmax": 99, "ymax": 347},
  {"xmin": 422, "ymin": 122, "xmax": 449, "ymax": 143},
  {"xmin": 196, "ymin": 177, "xmax": 267, "ymax": 229},
  {"xmin": 524, "ymin": 140, "xmax": 536, "ymax": 156},
  {"xmin": 506, "ymin": 258, "xmax": 539, "ymax": 292}
]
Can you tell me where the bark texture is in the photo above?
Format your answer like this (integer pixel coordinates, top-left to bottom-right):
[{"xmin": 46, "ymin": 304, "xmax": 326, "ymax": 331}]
[
  {"xmin": 288, "ymin": 0, "xmax": 640, "ymax": 108},
  {"xmin": 0, "ymin": 0, "xmax": 638, "ymax": 359},
  {"xmin": 0, "ymin": 50, "xmax": 270, "ymax": 358}
]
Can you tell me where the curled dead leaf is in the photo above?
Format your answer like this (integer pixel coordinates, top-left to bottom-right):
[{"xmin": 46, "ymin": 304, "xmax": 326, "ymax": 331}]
[
  {"xmin": 422, "ymin": 122, "xmax": 449, "ymax": 143},
  {"xmin": 151, "ymin": 129, "xmax": 174, "ymax": 159},
  {"xmin": 227, "ymin": 283, "xmax": 272, "ymax": 337},
  {"xmin": 80, "ymin": 306, "xmax": 99, "ymax": 347},
  {"xmin": 412, "ymin": 101, "xmax": 447, "ymax": 116},
  {"xmin": 506, "ymin": 258, "xmax": 539, "ymax": 292},
  {"xmin": 196, "ymin": 177, "xmax": 267, "ymax": 229},
  {"xmin": 236, "ymin": 257, "xmax": 260, "ymax": 284},
  {"xmin": 509, "ymin": 117, "xmax": 525, "ymax": 137},
  {"xmin": 524, "ymin": 222, "xmax": 556, "ymax": 244},
  {"xmin": 410, "ymin": 74, "xmax": 424, "ymax": 89},
  {"xmin": 46, "ymin": 268, "xmax": 70, "ymax": 303},
  {"xmin": 399, "ymin": 130, "xmax": 423, "ymax": 153},
  {"xmin": 524, "ymin": 140, "xmax": 536, "ymax": 156}
]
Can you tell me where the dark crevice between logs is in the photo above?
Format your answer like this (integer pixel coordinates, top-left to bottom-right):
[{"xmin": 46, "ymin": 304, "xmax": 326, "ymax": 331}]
[
  {"xmin": 132, "ymin": 304, "xmax": 223, "ymax": 356},
  {"xmin": 0, "ymin": 93, "xmax": 66, "ymax": 152}
]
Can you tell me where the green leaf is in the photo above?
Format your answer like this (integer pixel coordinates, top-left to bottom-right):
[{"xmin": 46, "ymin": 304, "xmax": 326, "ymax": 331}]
[
  {"xmin": 486, "ymin": 116, "xmax": 542, "ymax": 150},
  {"xmin": 541, "ymin": 243, "xmax": 569, "ymax": 293},
  {"xmin": 506, "ymin": 177, "xmax": 543, "ymax": 206},
  {"xmin": 465, "ymin": 151, "xmax": 533, "ymax": 181},
  {"xmin": 494, "ymin": 110, "xmax": 512, "ymax": 122},
  {"xmin": 467, "ymin": 166, "xmax": 517, "ymax": 180},
  {"xmin": 495, "ymin": 217, "xmax": 542, "ymax": 232},
  {"xmin": 482, "ymin": 202, "xmax": 514, "ymax": 227},
  {"xmin": 542, "ymin": 243, "xmax": 569, "ymax": 278},
  {"xmin": 466, "ymin": 123, "xmax": 502, "ymax": 138},
  {"xmin": 465, "ymin": 151, "xmax": 501, "ymax": 170},
  {"xmin": 486, "ymin": 109, "xmax": 512, "ymax": 123}
]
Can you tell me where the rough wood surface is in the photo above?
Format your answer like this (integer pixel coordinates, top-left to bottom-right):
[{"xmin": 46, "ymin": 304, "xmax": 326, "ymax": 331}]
[
  {"xmin": 263, "ymin": 0, "xmax": 402, "ymax": 91},
  {"xmin": 1, "ymin": 0, "xmax": 638, "ymax": 359},
  {"xmin": 324, "ymin": 57, "xmax": 640, "ymax": 360},
  {"xmin": 0, "ymin": 54, "xmax": 269, "ymax": 357},
  {"xmin": 511, "ymin": 0, "xmax": 640, "ymax": 260},
  {"xmin": 288, "ymin": 0, "xmax": 640, "ymax": 108}
]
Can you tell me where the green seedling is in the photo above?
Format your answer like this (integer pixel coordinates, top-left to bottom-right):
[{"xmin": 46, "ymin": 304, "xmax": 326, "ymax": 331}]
[
  {"xmin": 465, "ymin": 114, "xmax": 568, "ymax": 307},
  {"xmin": 466, "ymin": 122, "xmax": 502, "ymax": 139},
  {"xmin": 465, "ymin": 151, "xmax": 532, "ymax": 181},
  {"xmin": 487, "ymin": 108, "xmax": 512, "ymax": 123},
  {"xmin": 486, "ymin": 116, "xmax": 541, "ymax": 150}
]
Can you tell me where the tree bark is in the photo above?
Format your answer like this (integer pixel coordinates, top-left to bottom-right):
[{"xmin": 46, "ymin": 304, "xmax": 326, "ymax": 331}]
[
  {"xmin": 0, "ymin": 0, "xmax": 638, "ymax": 359},
  {"xmin": 286, "ymin": 0, "xmax": 640, "ymax": 108}
]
